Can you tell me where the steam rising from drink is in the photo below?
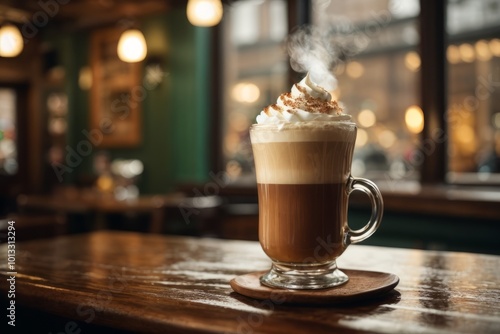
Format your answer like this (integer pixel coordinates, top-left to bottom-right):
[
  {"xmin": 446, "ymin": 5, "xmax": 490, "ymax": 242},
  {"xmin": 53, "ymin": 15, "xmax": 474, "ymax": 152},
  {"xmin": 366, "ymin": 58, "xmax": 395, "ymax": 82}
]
[{"xmin": 287, "ymin": 26, "xmax": 339, "ymax": 91}]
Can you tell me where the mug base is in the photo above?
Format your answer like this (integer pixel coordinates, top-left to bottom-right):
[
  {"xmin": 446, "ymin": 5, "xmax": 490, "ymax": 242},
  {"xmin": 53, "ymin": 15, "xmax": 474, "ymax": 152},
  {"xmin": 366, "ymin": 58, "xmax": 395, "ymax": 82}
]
[{"xmin": 260, "ymin": 261, "xmax": 348, "ymax": 290}]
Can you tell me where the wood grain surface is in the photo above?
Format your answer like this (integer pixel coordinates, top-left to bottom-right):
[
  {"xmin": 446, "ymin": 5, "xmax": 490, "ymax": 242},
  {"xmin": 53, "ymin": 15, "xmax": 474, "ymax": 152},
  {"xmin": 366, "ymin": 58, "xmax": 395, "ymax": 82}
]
[{"xmin": 1, "ymin": 231, "xmax": 499, "ymax": 333}]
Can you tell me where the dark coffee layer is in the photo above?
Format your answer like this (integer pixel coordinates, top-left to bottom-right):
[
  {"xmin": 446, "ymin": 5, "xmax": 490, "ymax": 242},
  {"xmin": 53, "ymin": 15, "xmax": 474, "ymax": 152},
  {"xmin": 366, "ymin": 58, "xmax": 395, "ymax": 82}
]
[{"xmin": 258, "ymin": 183, "xmax": 348, "ymax": 264}]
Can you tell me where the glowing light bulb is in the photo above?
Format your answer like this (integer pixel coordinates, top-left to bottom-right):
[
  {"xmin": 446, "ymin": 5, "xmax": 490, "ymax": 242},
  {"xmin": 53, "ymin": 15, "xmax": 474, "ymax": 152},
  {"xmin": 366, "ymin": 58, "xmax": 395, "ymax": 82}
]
[
  {"xmin": 0, "ymin": 24, "xmax": 23, "ymax": 57},
  {"xmin": 187, "ymin": 0, "xmax": 223, "ymax": 27},
  {"xmin": 117, "ymin": 29, "xmax": 147, "ymax": 63}
]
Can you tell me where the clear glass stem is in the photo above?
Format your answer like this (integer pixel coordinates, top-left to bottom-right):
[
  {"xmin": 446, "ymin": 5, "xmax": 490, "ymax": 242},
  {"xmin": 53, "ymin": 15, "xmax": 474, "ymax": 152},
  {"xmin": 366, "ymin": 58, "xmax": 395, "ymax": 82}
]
[{"xmin": 260, "ymin": 261, "xmax": 348, "ymax": 290}]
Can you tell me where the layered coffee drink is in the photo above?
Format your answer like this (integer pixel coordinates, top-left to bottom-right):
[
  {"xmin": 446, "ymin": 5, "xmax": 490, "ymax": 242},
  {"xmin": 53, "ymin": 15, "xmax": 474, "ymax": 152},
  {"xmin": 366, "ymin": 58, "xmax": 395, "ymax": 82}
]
[
  {"xmin": 250, "ymin": 73, "xmax": 383, "ymax": 289},
  {"xmin": 251, "ymin": 123, "xmax": 356, "ymax": 263}
]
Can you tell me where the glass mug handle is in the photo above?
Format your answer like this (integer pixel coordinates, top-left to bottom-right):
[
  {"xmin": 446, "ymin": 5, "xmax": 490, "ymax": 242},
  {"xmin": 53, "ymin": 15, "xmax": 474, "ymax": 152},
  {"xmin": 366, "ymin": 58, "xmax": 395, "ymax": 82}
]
[{"xmin": 346, "ymin": 176, "xmax": 383, "ymax": 244}]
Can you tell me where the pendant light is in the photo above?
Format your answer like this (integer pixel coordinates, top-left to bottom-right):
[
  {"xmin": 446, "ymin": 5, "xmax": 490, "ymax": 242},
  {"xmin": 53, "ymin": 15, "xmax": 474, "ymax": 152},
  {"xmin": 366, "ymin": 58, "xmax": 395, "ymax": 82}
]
[
  {"xmin": 0, "ymin": 23, "xmax": 23, "ymax": 58},
  {"xmin": 117, "ymin": 29, "xmax": 147, "ymax": 63},
  {"xmin": 187, "ymin": 0, "xmax": 223, "ymax": 27}
]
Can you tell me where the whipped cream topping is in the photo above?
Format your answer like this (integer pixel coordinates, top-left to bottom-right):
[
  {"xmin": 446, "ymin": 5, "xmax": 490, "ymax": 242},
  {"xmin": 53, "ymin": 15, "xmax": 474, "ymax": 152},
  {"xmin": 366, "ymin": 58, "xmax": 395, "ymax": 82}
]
[{"xmin": 256, "ymin": 73, "xmax": 351, "ymax": 124}]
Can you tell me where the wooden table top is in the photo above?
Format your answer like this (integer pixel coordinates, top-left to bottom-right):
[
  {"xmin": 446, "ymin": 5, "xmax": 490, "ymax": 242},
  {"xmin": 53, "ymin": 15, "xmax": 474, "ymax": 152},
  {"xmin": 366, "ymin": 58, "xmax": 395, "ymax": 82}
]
[{"xmin": 1, "ymin": 231, "xmax": 499, "ymax": 333}]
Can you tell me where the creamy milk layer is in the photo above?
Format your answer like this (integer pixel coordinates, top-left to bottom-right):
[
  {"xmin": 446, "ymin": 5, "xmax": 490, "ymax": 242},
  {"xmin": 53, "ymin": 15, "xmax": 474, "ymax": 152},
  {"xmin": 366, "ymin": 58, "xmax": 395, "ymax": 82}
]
[
  {"xmin": 252, "ymin": 73, "xmax": 355, "ymax": 184},
  {"xmin": 250, "ymin": 122, "xmax": 356, "ymax": 184},
  {"xmin": 250, "ymin": 121, "xmax": 355, "ymax": 143}
]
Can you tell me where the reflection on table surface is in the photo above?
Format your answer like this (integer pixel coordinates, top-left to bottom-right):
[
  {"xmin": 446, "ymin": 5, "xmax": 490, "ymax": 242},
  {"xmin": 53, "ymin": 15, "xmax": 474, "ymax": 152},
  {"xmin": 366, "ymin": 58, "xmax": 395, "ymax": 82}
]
[{"xmin": 0, "ymin": 231, "xmax": 499, "ymax": 333}]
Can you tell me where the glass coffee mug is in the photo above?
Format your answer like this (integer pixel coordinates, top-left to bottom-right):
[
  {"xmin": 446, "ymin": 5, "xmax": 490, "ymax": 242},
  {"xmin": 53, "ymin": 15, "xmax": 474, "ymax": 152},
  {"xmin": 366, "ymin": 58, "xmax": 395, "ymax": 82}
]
[{"xmin": 250, "ymin": 121, "xmax": 383, "ymax": 289}]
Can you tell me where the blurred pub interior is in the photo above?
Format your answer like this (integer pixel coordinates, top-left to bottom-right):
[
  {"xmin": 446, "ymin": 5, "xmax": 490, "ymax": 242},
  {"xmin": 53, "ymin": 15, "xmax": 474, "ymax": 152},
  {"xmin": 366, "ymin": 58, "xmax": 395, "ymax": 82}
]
[{"xmin": 0, "ymin": 0, "xmax": 499, "ymax": 254}]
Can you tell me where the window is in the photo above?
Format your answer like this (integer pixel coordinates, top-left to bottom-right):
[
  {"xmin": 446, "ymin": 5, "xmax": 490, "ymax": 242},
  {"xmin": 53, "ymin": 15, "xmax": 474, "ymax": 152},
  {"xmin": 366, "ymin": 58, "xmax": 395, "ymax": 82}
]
[
  {"xmin": 219, "ymin": 0, "xmax": 500, "ymax": 187},
  {"xmin": 0, "ymin": 89, "xmax": 18, "ymax": 176},
  {"xmin": 446, "ymin": 0, "xmax": 500, "ymax": 183},
  {"xmin": 311, "ymin": 0, "xmax": 421, "ymax": 181},
  {"xmin": 221, "ymin": 0, "xmax": 288, "ymax": 184}
]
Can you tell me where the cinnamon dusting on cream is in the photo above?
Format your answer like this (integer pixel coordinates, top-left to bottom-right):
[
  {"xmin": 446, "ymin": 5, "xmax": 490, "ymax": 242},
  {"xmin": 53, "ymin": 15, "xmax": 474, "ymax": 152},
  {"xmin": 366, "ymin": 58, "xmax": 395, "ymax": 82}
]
[{"xmin": 256, "ymin": 73, "xmax": 349, "ymax": 125}]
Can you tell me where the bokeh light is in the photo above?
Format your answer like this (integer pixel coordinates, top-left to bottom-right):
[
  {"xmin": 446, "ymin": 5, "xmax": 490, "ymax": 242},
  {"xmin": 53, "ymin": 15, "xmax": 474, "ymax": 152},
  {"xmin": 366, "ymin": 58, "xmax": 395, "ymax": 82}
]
[
  {"xmin": 357, "ymin": 109, "xmax": 376, "ymax": 128},
  {"xmin": 447, "ymin": 45, "xmax": 461, "ymax": 64},
  {"xmin": 229, "ymin": 112, "xmax": 249, "ymax": 132},
  {"xmin": 232, "ymin": 82, "xmax": 260, "ymax": 103},
  {"xmin": 405, "ymin": 105, "xmax": 424, "ymax": 134},
  {"xmin": 475, "ymin": 40, "xmax": 492, "ymax": 61},
  {"xmin": 79, "ymin": 67, "xmax": 93, "ymax": 90},
  {"xmin": 378, "ymin": 129, "xmax": 397, "ymax": 149},
  {"xmin": 489, "ymin": 38, "xmax": 500, "ymax": 57},
  {"xmin": 459, "ymin": 43, "xmax": 475, "ymax": 63},
  {"xmin": 456, "ymin": 124, "xmax": 475, "ymax": 144},
  {"xmin": 355, "ymin": 128, "xmax": 368, "ymax": 147},
  {"xmin": 346, "ymin": 61, "xmax": 364, "ymax": 79},
  {"xmin": 405, "ymin": 51, "xmax": 421, "ymax": 72},
  {"xmin": 493, "ymin": 113, "xmax": 500, "ymax": 129}
]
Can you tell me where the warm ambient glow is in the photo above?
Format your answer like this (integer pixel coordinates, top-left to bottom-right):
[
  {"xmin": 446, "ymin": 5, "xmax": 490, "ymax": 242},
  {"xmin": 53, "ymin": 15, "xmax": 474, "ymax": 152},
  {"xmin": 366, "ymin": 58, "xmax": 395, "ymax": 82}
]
[
  {"xmin": 489, "ymin": 38, "xmax": 500, "ymax": 57},
  {"xmin": 405, "ymin": 51, "xmax": 421, "ymax": 72},
  {"xmin": 96, "ymin": 175, "xmax": 114, "ymax": 192},
  {"xmin": 447, "ymin": 45, "xmax": 461, "ymax": 64},
  {"xmin": 378, "ymin": 129, "xmax": 396, "ymax": 149},
  {"xmin": 493, "ymin": 112, "xmax": 500, "ymax": 129},
  {"xmin": 456, "ymin": 124, "xmax": 475, "ymax": 144},
  {"xmin": 355, "ymin": 128, "xmax": 368, "ymax": 147},
  {"xmin": 357, "ymin": 109, "xmax": 376, "ymax": 128},
  {"xmin": 187, "ymin": 0, "xmax": 223, "ymax": 27},
  {"xmin": 405, "ymin": 105, "xmax": 424, "ymax": 134},
  {"xmin": 448, "ymin": 40, "xmax": 500, "ymax": 64},
  {"xmin": 346, "ymin": 61, "xmax": 364, "ymax": 79},
  {"xmin": 232, "ymin": 82, "xmax": 260, "ymax": 103},
  {"xmin": 330, "ymin": 88, "xmax": 341, "ymax": 101},
  {"xmin": 475, "ymin": 40, "xmax": 492, "ymax": 61},
  {"xmin": 459, "ymin": 43, "xmax": 475, "ymax": 63},
  {"xmin": 0, "ymin": 24, "xmax": 23, "ymax": 57},
  {"xmin": 117, "ymin": 29, "xmax": 147, "ymax": 63},
  {"xmin": 78, "ymin": 67, "xmax": 92, "ymax": 90}
]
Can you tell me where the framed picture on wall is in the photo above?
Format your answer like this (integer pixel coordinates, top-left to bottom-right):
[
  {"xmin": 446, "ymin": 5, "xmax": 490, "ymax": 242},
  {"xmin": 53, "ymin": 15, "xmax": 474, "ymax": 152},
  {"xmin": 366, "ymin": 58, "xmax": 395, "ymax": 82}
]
[{"xmin": 90, "ymin": 27, "xmax": 142, "ymax": 147}]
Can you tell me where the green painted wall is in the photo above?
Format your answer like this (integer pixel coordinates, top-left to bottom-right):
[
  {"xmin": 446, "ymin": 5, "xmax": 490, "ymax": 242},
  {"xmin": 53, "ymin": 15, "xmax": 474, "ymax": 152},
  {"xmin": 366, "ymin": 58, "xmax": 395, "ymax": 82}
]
[
  {"xmin": 45, "ymin": 9, "xmax": 212, "ymax": 194},
  {"xmin": 349, "ymin": 209, "xmax": 500, "ymax": 255}
]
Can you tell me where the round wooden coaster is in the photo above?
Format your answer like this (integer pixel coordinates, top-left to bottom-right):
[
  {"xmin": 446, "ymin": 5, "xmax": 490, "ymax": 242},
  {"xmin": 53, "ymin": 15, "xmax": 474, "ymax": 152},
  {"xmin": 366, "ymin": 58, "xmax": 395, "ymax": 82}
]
[{"xmin": 230, "ymin": 269, "xmax": 399, "ymax": 305}]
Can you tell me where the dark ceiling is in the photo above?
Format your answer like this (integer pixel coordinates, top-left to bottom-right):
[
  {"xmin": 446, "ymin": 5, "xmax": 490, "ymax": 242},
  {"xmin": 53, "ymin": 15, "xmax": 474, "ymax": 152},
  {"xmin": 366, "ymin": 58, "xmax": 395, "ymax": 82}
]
[{"xmin": 0, "ymin": 0, "xmax": 187, "ymax": 30}]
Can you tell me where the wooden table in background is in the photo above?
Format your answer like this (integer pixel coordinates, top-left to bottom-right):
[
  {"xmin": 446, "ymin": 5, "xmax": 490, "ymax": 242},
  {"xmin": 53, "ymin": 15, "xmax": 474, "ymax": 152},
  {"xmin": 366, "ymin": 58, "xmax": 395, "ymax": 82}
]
[
  {"xmin": 17, "ymin": 192, "xmax": 192, "ymax": 233},
  {"xmin": 1, "ymin": 231, "xmax": 499, "ymax": 333}
]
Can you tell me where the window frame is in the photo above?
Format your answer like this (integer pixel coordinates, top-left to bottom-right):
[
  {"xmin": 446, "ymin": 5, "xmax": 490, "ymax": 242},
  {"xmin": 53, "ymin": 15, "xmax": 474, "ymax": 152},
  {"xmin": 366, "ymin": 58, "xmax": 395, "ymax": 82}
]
[{"xmin": 419, "ymin": 0, "xmax": 447, "ymax": 185}]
